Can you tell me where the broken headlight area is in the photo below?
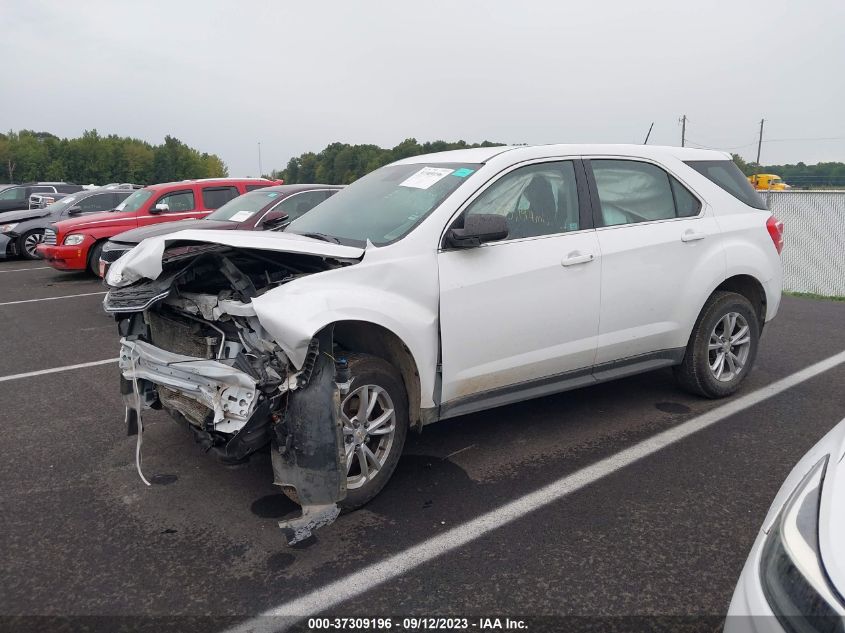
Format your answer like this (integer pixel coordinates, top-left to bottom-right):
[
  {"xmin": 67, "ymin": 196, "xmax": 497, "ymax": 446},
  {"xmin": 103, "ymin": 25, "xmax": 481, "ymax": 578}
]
[{"xmin": 109, "ymin": 246, "xmax": 351, "ymax": 544}]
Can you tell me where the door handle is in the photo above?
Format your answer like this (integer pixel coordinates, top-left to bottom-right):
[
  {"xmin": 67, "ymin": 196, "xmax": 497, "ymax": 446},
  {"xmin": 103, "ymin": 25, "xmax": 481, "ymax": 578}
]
[
  {"xmin": 561, "ymin": 252, "xmax": 595, "ymax": 267},
  {"xmin": 681, "ymin": 230, "xmax": 707, "ymax": 242}
]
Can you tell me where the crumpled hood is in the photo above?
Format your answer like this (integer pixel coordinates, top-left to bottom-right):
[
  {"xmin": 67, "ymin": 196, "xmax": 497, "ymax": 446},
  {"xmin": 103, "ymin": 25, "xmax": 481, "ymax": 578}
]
[
  {"xmin": 111, "ymin": 219, "xmax": 233, "ymax": 245},
  {"xmin": 108, "ymin": 229, "xmax": 364, "ymax": 283},
  {"xmin": 0, "ymin": 208, "xmax": 50, "ymax": 223},
  {"xmin": 819, "ymin": 418, "xmax": 845, "ymax": 596}
]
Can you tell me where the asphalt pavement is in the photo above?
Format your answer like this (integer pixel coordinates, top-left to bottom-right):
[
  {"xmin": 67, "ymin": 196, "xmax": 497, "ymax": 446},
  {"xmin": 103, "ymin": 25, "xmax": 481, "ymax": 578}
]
[{"xmin": 1, "ymin": 257, "xmax": 843, "ymax": 633}]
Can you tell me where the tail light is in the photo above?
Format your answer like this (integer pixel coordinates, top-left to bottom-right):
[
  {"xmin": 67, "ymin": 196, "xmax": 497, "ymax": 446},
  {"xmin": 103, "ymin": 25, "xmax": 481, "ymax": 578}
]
[{"xmin": 766, "ymin": 215, "xmax": 784, "ymax": 254}]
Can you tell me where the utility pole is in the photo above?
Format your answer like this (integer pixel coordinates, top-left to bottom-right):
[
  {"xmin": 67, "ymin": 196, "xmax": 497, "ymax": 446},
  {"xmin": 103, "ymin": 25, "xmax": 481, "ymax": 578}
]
[
  {"xmin": 258, "ymin": 142, "xmax": 263, "ymax": 177},
  {"xmin": 680, "ymin": 115, "xmax": 687, "ymax": 147},
  {"xmin": 643, "ymin": 122, "xmax": 654, "ymax": 145},
  {"xmin": 755, "ymin": 118, "xmax": 765, "ymax": 166}
]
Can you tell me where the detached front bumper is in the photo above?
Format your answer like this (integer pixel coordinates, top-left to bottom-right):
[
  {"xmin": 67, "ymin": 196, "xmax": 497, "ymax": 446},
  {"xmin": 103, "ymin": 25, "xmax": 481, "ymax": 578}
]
[
  {"xmin": 37, "ymin": 243, "xmax": 89, "ymax": 270},
  {"xmin": 119, "ymin": 338, "xmax": 259, "ymax": 432}
]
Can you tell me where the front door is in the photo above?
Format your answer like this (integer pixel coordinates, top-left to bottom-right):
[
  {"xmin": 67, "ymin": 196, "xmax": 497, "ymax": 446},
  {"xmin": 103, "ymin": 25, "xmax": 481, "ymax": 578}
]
[{"xmin": 438, "ymin": 159, "xmax": 601, "ymax": 410}]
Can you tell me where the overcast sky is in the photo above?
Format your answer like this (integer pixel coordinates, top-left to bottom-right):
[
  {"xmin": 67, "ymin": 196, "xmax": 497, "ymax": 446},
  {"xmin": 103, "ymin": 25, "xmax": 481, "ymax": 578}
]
[{"xmin": 2, "ymin": 0, "xmax": 843, "ymax": 176}]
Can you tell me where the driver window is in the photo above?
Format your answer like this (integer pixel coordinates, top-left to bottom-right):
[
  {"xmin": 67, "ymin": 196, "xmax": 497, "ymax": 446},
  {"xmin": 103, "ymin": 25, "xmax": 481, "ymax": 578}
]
[
  {"xmin": 277, "ymin": 191, "xmax": 326, "ymax": 222},
  {"xmin": 78, "ymin": 193, "xmax": 113, "ymax": 213},
  {"xmin": 0, "ymin": 187, "xmax": 25, "ymax": 201},
  {"xmin": 591, "ymin": 160, "xmax": 677, "ymax": 226},
  {"xmin": 156, "ymin": 190, "xmax": 195, "ymax": 212},
  {"xmin": 464, "ymin": 161, "xmax": 580, "ymax": 239}
]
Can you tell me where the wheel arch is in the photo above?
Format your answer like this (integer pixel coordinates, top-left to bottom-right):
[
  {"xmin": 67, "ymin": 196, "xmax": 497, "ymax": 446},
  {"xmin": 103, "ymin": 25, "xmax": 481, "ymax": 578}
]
[
  {"xmin": 712, "ymin": 274, "xmax": 767, "ymax": 330},
  {"xmin": 330, "ymin": 320, "xmax": 423, "ymax": 430}
]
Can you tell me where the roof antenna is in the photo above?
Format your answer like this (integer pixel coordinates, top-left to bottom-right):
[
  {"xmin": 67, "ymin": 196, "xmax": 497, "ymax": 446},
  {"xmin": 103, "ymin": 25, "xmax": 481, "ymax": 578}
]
[{"xmin": 643, "ymin": 122, "xmax": 654, "ymax": 145}]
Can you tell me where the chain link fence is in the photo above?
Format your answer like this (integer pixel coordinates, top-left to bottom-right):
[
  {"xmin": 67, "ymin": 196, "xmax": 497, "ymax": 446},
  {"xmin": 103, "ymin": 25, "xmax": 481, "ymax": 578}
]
[{"xmin": 759, "ymin": 191, "xmax": 845, "ymax": 297}]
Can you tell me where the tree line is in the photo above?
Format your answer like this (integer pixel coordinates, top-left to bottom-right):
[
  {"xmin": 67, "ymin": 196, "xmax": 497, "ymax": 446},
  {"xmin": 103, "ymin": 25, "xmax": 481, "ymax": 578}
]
[
  {"xmin": 0, "ymin": 130, "xmax": 228, "ymax": 185},
  {"xmin": 272, "ymin": 138, "xmax": 505, "ymax": 184},
  {"xmin": 732, "ymin": 153, "xmax": 845, "ymax": 188}
]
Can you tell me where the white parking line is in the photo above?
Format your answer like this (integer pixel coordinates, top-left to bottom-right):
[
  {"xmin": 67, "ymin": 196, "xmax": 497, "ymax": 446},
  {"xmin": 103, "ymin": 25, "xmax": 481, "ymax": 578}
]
[
  {"xmin": 0, "ymin": 358, "xmax": 117, "ymax": 383},
  {"xmin": 0, "ymin": 266, "xmax": 51, "ymax": 273},
  {"xmin": 226, "ymin": 349, "xmax": 845, "ymax": 633},
  {"xmin": 0, "ymin": 291, "xmax": 106, "ymax": 307}
]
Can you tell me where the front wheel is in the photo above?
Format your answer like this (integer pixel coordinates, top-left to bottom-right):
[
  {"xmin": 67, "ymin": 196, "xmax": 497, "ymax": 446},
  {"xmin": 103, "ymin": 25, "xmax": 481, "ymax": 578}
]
[
  {"xmin": 674, "ymin": 291, "xmax": 760, "ymax": 398},
  {"xmin": 88, "ymin": 241, "xmax": 105, "ymax": 276},
  {"xmin": 18, "ymin": 229, "xmax": 45, "ymax": 260},
  {"xmin": 283, "ymin": 353, "xmax": 408, "ymax": 511}
]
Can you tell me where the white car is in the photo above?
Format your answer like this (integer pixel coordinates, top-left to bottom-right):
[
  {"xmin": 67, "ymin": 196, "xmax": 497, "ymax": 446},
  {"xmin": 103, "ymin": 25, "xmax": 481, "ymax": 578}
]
[
  {"xmin": 727, "ymin": 418, "xmax": 845, "ymax": 633},
  {"xmin": 104, "ymin": 144, "xmax": 784, "ymax": 542}
]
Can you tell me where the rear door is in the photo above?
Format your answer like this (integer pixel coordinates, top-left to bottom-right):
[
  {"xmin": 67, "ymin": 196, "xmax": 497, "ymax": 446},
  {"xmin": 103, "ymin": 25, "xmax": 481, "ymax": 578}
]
[
  {"xmin": 585, "ymin": 157, "xmax": 725, "ymax": 366},
  {"xmin": 438, "ymin": 159, "xmax": 601, "ymax": 411}
]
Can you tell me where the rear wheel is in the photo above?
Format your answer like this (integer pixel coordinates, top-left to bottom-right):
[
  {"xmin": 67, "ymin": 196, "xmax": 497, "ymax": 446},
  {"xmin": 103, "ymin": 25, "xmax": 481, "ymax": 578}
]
[
  {"xmin": 18, "ymin": 229, "xmax": 45, "ymax": 260},
  {"xmin": 674, "ymin": 291, "xmax": 760, "ymax": 398},
  {"xmin": 88, "ymin": 241, "xmax": 104, "ymax": 276},
  {"xmin": 283, "ymin": 353, "xmax": 408, "ymax": 511}
]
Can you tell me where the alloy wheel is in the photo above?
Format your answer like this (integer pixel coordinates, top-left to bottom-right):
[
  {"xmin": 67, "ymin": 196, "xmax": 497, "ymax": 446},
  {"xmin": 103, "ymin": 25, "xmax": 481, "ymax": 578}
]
[
  {"xmin": 24, "ymin": 232, "xmax": 44, "ymax": 258},
  {"xmin": 341, "ymin": 384, "xmax": 397, "ymax": 490},
  {"xmin": 708, "ymin": 312, "xmax": 751, "ymax": 382}
]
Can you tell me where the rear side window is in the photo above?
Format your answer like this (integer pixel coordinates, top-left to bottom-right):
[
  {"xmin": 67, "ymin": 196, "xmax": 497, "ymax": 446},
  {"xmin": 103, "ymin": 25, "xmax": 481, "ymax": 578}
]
[
  {"xmin": 202, "ymin": 186, "xmax": 239, "ymax": 209},
  {"xmin": 685, "ymin": 160, "xmax": 767, "ymax": 210},
  {"xmin": 591, "ymin": 160, "xmax": 700, "ymax": 226}
]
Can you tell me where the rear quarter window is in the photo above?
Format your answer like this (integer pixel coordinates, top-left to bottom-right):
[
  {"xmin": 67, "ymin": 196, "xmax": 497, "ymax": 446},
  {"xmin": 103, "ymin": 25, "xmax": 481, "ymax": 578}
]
[{"xmin": 685, "ymin": 160, "xmax": 767, "ymax": 210}]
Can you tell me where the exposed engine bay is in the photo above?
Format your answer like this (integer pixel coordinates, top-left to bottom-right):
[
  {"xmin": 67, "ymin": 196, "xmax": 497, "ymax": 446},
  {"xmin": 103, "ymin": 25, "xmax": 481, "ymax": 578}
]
[{"xmin": 106, "ymin": 243, "xmax": 359, "ymax": 544}]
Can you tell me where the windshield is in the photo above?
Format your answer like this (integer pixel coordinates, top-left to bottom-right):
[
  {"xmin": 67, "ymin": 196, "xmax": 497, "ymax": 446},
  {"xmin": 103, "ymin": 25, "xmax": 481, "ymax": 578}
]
[
  {"xmin": 287, "ymin": 163, "xmax": 480, "ymax": 246},
  {"xmin": 120, "ymin": 188, "xmax": 154, "ymax": 213},
  {"xmin": 206, "ymin": 190, "xmax": 282, "ymax": 222}
]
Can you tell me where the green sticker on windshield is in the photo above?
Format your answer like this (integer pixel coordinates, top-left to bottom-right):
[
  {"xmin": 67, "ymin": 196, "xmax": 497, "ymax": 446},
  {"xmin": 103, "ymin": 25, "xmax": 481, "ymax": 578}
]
[
  {"xmin": 452, "ymin": 168, "xmax": 474, "ymax": 178},
  {"xmin": 267, "ymin": 193, "xmax": 279, "ymax": 197}
]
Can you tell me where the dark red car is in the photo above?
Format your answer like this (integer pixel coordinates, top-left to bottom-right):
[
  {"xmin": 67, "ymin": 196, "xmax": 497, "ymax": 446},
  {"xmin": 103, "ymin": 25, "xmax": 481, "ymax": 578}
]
[{"xmin": 97, "ymin": 184, "xmax": 343, "ymax": 277}]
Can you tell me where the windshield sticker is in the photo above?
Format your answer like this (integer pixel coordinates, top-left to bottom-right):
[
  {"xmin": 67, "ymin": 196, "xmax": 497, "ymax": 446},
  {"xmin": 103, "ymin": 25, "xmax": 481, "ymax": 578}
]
[
  {"xmin": 452, "ymin": 168, "xmax": 474, "ymax": 178},
  {"xmin": 399, "ymin": 167, "xmax": 454, "ymax": 189},
  {"xmin": 266, "ymin": 193, "xmax": 279, "ymax": 198},
  {"xmin": 228, "ymin": 210, "xmax": 254, "ymax": 222}
]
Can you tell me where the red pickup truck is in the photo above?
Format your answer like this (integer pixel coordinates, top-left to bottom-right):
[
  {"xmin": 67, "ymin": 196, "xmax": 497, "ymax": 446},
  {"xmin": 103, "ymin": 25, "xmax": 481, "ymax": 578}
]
[{"xmin": 38, "ymin": 178, "xmax": 278, "ymax": 274}]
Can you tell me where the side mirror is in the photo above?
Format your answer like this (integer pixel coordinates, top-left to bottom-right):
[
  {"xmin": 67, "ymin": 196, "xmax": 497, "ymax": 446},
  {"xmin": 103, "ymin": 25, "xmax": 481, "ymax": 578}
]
[
  {"xmin": 261, "ymin": 212, "xmax": 290, "ymax": 230},
  {"xmin": 444, "ymin": 213, "xmax": 509, "ymax": 249},
  {"xmin": 67, "ymin": 206, "xmax": 83, "ymax": 216},
  {"xmin": 150, "ymin": 203, "xmax": 169, "ymax": 215}
]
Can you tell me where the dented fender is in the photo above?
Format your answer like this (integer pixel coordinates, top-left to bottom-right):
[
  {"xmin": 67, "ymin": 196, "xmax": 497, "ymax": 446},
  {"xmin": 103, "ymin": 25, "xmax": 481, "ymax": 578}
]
[{"xmin": 252, "ymin": 250, "xmax": 440, "ymax": 410}]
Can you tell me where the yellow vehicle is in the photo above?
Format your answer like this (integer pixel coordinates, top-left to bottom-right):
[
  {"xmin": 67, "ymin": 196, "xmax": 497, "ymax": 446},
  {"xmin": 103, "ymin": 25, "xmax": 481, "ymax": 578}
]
[{"xmin": 748, "ymin": 174, "xmax": 790, "ymax": 190}]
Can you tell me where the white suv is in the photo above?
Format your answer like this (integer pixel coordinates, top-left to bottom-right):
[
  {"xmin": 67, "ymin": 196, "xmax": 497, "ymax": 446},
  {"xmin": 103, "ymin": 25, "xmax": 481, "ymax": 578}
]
[{"xmin": 104, "ymin": 144, "xmax": 784, "ymax": 542}]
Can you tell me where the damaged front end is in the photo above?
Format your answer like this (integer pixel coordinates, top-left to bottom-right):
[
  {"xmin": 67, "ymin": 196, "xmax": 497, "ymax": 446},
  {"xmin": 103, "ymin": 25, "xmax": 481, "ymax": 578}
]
[{"xmin": 106, "ymin": 240, "xmax": 356, "ymax": 544}]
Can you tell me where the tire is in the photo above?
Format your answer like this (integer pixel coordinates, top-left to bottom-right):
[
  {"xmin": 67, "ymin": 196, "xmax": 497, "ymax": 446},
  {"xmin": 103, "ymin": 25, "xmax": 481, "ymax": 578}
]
[
  {"xmin": 674, "ymin": 291, "xmax": 760, "ymax": 398},
  {"xmin": 283, "ymin": 353, "xmax": 409, "ymax": 512},
  {"xmin": 18, "ymin": 229, "xmax": 45, "ymax": 260},
  {"xmin": 88, "ymin": 241, "xmax": 104, "ymax": 276}
]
